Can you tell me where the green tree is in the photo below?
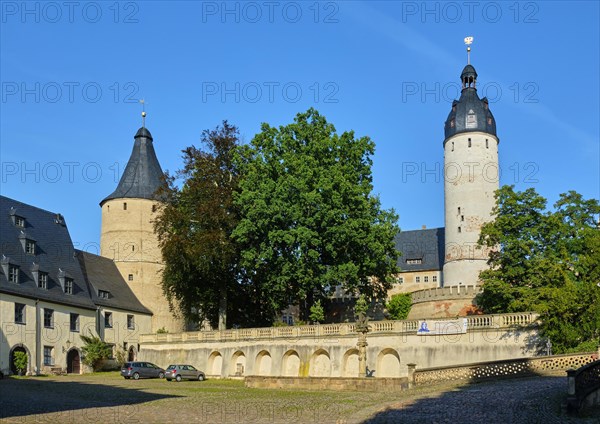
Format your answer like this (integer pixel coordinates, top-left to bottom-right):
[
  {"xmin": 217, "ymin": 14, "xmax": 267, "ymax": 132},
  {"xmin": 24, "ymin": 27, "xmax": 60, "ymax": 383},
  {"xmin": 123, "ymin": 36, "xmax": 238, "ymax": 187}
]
[
  {"xmin": 80, "ymin": 332, "xmax": 112, "ymax": 371},
  {"xmin": 154, "ymin": 121, "xmax": 243, "ymax": 329},
  {"xmin": 13, "ymin": 351, "xmax": 27, "ymax": 375},
  {"xmin": 386, "ymin": 293, "xmax": 412, "ymax": 320},
  {"xmin": 309, "ymin": 299, "xmax": 325, "ymax": 324},
  {"xmin": 478, "ymin": 186, "xmax": 600, "ymax": 353},
  {"xmin": 233, "ymin": 109, "xmax": 399, "ymax": 322}
]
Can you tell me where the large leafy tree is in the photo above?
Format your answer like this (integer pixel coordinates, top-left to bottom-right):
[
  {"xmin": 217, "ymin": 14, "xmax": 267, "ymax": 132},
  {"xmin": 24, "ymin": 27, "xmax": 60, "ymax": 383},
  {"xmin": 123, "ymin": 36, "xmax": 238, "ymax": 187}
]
[
  {"xmin": 233, "ymin": 109, "xmax": 399, "ymax": 321},
  {"xmin": 154, "ymin": 121, "xmax": 242, "ymax": 330},
  {"xmin": 477, "ymin": 186, "xmax": 600, "ymax": 353}
]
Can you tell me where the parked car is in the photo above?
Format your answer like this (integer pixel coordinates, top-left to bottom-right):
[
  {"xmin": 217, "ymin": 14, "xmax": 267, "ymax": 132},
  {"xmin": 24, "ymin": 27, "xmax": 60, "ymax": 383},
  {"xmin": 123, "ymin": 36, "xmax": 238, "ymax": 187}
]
[
  {"xmin": 165, "ymin": 364, "xmax": 206, "ymax": 382},
  {"xmin": 121, "ymin": 362, "xmax": 165, "ymax": 380}
]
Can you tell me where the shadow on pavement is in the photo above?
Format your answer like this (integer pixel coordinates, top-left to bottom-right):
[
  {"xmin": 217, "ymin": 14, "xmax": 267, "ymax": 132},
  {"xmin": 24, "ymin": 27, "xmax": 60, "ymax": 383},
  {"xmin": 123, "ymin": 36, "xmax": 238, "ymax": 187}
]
[{"xmin": 0, "ymin": 377, "xmax": 180, "ymax": 420}]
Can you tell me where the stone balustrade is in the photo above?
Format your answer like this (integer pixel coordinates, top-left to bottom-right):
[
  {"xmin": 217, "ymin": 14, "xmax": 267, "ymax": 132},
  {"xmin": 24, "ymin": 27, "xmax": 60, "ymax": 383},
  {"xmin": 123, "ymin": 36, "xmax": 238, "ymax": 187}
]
[
  {"xmin": 139, "ymin": 312, "xmax": 539, "ymax": 344},
  {"xmin": 567, "ymin": 357, "xmax": 600, "ymax": 413}
]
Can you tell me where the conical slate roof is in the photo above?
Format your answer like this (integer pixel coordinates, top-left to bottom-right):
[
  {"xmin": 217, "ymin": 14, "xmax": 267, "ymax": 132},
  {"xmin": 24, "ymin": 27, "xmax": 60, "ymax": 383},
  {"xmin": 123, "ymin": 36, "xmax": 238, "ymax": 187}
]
[
  {"xmin": 100, "ymin": 127, "xmax": 165, "ymax": 205},
  {"xmin": 444, "ymin": 64, "xmax": 497, "ymax": 142}
]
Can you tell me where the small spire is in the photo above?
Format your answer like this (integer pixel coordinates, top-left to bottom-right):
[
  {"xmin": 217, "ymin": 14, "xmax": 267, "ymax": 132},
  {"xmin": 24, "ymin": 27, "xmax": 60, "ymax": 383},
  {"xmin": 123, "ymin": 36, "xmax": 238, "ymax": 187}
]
[
  {"xmin": 140, "ymin": 99, "xmax": 147, "ymax": 128},
  {"xmin": 464, "ymin": 36, "xmax": 473, "ymax": 64}
]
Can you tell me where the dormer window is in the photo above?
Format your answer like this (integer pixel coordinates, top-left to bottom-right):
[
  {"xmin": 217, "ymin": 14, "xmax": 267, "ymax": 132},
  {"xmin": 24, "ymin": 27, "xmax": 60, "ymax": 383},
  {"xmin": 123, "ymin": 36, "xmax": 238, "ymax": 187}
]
[
  {"xmin": 25, "ymin": 240, "xmax": 36, "ymax": 255},
  {"xmin": 406, "ymin": 258, "xmax": 422, "ymax": 265},
  {"xmin": 14, "ymin": 216, "xmax": 25, "ymax": 227},
  {"xmin": 65, "ymin": 278, "xmax": 73, "ymax": 295},
  {"xmin": 8, "ymin": 265, "xmax": 19, "ymax": 283},
  {"xmin": 98, "ymin": 290, "xmax": 110, "ymax": 299},
  {"xmin": 39, "ymin": 272, "xmax": 48, "ymax": 289},
  {"xmin": 466, "ymin": 113, "xmax": 477, "ymax": 129}
]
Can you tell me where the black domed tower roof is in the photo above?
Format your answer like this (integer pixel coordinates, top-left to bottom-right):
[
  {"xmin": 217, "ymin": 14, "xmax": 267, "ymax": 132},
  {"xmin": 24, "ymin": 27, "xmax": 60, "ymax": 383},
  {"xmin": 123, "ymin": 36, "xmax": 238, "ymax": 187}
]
[
  {"xmin": 444, "ymin": 64, "xmax": 497, "ymax": 143},
  {"xmin": 100, "ymin": 127, "xmax": 165, "ymax": 205}
]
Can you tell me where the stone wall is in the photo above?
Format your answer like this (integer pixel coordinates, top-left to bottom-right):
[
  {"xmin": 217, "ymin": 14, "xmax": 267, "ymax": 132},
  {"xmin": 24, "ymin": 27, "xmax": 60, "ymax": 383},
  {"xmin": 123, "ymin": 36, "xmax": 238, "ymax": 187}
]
[{"xmin": 139, "ymin": 313, "xmax": 541, "ymax": 379}]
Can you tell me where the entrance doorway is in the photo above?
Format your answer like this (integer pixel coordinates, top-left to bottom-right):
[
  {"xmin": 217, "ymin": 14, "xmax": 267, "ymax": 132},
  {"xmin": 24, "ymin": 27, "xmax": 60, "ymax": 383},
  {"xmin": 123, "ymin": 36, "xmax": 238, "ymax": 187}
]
[
  {"xmin": 9, "ymin": 345, "xmax": 28, "ymax": 375},
  {"xmin": 67, "ymin": 349, "xmax": 81, "ymax": 374}
]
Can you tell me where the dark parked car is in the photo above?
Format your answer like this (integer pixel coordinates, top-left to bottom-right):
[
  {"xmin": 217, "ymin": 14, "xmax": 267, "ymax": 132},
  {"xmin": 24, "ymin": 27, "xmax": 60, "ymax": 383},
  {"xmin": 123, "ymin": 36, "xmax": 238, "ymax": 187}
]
[
  {"xmin": 165, "ymin": 364, "xmax": 205, "ymax": 382},
  {"xmin": 121, "ymin": 362, "xmax": 165, "ymax": 380}
]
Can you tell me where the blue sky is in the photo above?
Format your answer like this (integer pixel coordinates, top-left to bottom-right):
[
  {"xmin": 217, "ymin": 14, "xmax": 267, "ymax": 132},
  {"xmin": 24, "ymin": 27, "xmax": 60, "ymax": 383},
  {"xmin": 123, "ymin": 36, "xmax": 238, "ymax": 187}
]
[{"xmin": 1, "ymin": 1, "xmax": 599, "ymax": 249}]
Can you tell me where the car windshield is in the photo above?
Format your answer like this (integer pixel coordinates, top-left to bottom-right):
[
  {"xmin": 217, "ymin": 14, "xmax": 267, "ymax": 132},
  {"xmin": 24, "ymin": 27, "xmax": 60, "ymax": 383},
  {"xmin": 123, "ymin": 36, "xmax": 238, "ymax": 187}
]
[{"xmin": 167, "ymin": 365, "xmax": 176, "ymax": 369}]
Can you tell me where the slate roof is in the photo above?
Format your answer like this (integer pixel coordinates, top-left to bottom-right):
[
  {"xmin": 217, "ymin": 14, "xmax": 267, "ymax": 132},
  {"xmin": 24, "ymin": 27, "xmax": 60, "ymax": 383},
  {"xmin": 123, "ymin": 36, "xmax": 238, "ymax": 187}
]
[
  {"xmin": 0, "ymin": 196, "xmax": 97, "ymax": 310},
  {"xmin": 1, "ymin": 195, "xmax": 152, "ymax": 315},
  {"xmin": 76, "ymin": 251, "xmax": 152, "ymax": 315},
  {"xmin": 394, "ymin": 227, "xmax": 445, "ymax": 272},
  {"xmin": 444, "ymin": 64, "xmax": 497, "ymax": 141},
  {"xmin": 100, "ymin": 126, "xmax": 165, "ymax": 205}
]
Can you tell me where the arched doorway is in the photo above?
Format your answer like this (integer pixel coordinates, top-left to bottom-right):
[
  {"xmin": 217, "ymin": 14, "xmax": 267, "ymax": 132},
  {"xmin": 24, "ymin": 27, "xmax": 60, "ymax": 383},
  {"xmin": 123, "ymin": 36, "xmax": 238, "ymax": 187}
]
[
  {"xmin": 67, "ymin": 349, "xmax": 81, "ymax": 374},
  {"xmin": 9, "ymin": 345, "xmax": 28, "ymax": 375},
  {"xmin": 128, "ymin": 346, "xmax": 136, "ymax": 361}
]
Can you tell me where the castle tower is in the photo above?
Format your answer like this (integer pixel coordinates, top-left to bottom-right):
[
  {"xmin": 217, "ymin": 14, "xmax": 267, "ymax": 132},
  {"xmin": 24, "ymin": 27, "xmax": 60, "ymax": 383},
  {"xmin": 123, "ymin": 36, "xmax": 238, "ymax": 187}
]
[
  {"xmin": 100, "ymin": 126, "xmax": 184, "ymax": 332},
  {"xmin": 442, "ymin": 61, "xmax": 499, "ymax": 287}
]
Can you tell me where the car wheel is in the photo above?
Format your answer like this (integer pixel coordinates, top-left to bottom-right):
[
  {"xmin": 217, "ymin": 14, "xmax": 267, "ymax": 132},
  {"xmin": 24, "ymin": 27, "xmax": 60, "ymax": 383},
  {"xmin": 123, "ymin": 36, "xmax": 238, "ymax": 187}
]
[
  {"xmin": 133, "ymin": 372, "xmax": 140, "ymax": 380},
  {"xmin": 158, "ymin": 372, "xmax": 165, "ymax": 379},
  {"xmin": 175, "ymin": 375, "xmax": 182, "ymax": 382},
  {"xmin": 197, "ymin": 374, "xmax": 205, "ymax": 381}
]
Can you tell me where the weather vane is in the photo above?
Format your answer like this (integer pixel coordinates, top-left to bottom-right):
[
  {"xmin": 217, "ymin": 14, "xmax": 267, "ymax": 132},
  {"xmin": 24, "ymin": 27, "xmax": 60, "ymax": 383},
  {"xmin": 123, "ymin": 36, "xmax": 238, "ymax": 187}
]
[
  {"xmin": 464, "ymin": 36, "xmax": 474, "ymax": 64},
  {"xmin": 140, "ymin": 99, "xmax": 147, "ymax": 127}
]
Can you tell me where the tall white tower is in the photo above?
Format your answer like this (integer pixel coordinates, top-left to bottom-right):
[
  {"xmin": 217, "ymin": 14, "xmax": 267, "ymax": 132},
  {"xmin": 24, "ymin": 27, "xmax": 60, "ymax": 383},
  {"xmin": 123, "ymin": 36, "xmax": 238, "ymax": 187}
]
[{"xmin": 442, "ymin": 52, "xmax": 499, "ymax": 287}]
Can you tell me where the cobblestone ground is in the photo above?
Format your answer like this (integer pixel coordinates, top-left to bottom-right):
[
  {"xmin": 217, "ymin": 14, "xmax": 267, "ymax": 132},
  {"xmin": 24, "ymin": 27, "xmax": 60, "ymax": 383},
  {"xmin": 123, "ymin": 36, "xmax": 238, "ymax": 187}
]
[{"xmin": 0, "ymin": 372, "xmax": 598, "ymax": 423}]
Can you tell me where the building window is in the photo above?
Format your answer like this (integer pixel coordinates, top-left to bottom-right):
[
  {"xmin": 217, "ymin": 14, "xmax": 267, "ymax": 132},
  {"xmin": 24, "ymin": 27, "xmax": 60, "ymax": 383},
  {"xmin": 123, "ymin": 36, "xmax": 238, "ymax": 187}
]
[
  {"xmin": 123, "ymin": 202, "xmax": 127, "ymax": 210},
  {"xmin": 127, "ymin": 315, "xmax": 135, "ymax": 330},
  {"xmin": 415, "ymin": 276, "xmax": 421, "ymax": 283},
  {"xmin": 15, "ymin": 303, "xmax": 25, "ymax": 324},
  {"xmin": 8, "ymin": 265, "xmax": 19, "ymax": 283},
  {"xmin": 468, "ymin": 138, "xmax": 472, "ymax": 147},
  {"xmin": 458, "ymin": 227, "xmax": 462, "ymax": 233},
  {"xmin": 98, "ymin": 290, "xmax": 110, "ymax": 299},
  {"xmin": 44, "ymin": 346, "xmax": 54, "ymax": 366},
  {"xmin": 70, "ymin": 313, "xmax": 80, "ymax": 332},
  {"xmin": 451, "ymin": 141, "xmax": 454, "ymax": 152},
  {"xmin": 406, "ymin": 258, "xmax": 422, "ymax": 265},
  {"xmin": 396, "ymin": 276, "xmax": 404, "ymax": 284},
  {"xmin": 64, "ymin": 278, "xmax": 73, "ymax": 295},
  {"xmin": 44, "ymin": 308, "xmax": 54, "ymax": 328},
  {"xmin": 39, "ymin": 272, "xmax": 48, "ymax": 289},
  {"xmin": 15, "ymin": 216, "xmax": 25, "ymax": 227},
  {"xmin": 25, "ymin": 240, "xmax": 36, "ymax": 254},
  {"xmin": 128, "ymin": 274, "xmax": 133, "ymax": 281},
  {"xmin": 486, "ymin": 139, "xmax": 489, "ymax": 148},
  {"xmin": 424, "ymin": 276, "xmax": 429, "ymax": 283},
  {"xmin": 104, "ymin": 312, "xmax": 113, "ymax": 328},
  {"xmin": 458, "ymin": 207, "xmax": 461, "ymax": 214},
  {"xmin": 461, "ymin": 215, "xmax": 464, "ymax": 222},
  {"xmin": 433, "ymin": 275, "xmax": 438, "ymax": 283}
]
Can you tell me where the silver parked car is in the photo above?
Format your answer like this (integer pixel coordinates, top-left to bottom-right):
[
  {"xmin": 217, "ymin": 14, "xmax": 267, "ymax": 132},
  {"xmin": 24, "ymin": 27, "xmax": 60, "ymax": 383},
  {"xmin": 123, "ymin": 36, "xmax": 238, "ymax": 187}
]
[
  {"xmin": 165, "ymin": 364, "xmax": 205, "ymax": 382},
  {"xmin": 121, "ymin": 362, "xmax": 165, "ymax": 380}
]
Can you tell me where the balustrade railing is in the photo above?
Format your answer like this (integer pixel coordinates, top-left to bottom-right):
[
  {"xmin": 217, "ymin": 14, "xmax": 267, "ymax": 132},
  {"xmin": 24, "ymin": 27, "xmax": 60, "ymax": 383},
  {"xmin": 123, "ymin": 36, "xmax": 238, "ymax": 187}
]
[{"xmin": 139, "ymin": 312, "xmax": 539, "ymax": 344}]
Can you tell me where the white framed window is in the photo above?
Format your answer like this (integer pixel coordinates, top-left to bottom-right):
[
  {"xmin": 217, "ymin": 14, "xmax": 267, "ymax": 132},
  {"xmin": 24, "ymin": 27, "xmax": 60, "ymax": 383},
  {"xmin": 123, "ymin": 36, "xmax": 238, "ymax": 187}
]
[
  {"xmin": 70, "ymin": 313, "xmax": 79, "ymax": 332},
  {"xmin": 433, "ymin": 275, "xmax": 438, "ymax": 283},
  {"xmin": 98, "ymin": 290, "xmax": 110, "ymax": 299},
  {"xmin": 15, "ymin": 303, "xmax": 25, "ymax": 324},
  {"xmin": 44, "ymin": 346, "xmax": 54, "ymax": 366},
  {"xmin": 44, "ymin": 308, "xmax": 54, "ymax": 328},
  {"xmin": 396, "ymin": 276, "xmax": 404, "ymax": 284},
  {"xmin": 424, "ymin": 276, "xmax": 429, "ymax": 283},
  {"xmin": 39, "ymin": 272, "xmax": 48, "ymax": 289},
  {"xmin": 14, "ymin": 216, "xmax": 25, "ymax": 227},
  {"xmin": 65, "ymin": 278, "xmax": 73, "ymax": 295},
  {"xmin": 415, "ymin": 276, "xmax": 421, "ymax": 283},
  {"xmin": 8, "ymin": 265, "xmax": 19, "ymax": 283},
  {"xmin": 25, "ymin": 240, "xmax": 36, "ymax": 254}
]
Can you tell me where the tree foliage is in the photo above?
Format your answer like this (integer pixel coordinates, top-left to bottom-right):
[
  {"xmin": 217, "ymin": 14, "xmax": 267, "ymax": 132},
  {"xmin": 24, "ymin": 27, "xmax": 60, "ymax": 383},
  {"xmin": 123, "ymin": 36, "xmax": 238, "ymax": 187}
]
[
  {"xmin": 233, "ymin": 109, "xmax": 400, "ymax": 321},
  {"xmin": 13, "ymin": 351, "xmax": 27, "ymax": 374},
  {"xmin": 154, "ymin": 121, "xmax": 243, "ymax": 329},
  {"xmin": 309, "ymin": 300, "xmax": 325, "ymax": 324},
  {"xmin": 386, "ymin": 293, "xmax": 412, "ymax": 320},
  {"xmin": 80, "ymin": 332, "xmax": 112, "ymax": 370},
  {"xmin": 477, "ymin": 186, "xmax": 600, "ymax": 353}
]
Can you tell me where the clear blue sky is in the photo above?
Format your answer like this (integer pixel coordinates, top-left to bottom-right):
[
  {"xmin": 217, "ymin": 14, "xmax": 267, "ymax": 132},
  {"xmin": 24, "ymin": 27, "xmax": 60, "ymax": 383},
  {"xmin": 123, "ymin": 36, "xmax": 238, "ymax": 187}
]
[{"xmin": 1, "ymin": 1, "xmax": 599, "ymax": 249}]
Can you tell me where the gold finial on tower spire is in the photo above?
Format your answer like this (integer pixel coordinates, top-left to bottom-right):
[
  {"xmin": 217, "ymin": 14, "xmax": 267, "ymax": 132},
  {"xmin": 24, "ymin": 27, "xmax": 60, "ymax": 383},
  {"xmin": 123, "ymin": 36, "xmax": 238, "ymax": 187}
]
[
  {"xmin": 140, "ymin": 99, "xmax": 147, "ymax": 127},
  {"xmin": 464, "ymin": 36, "xmax": 474, "ymax": 64}
]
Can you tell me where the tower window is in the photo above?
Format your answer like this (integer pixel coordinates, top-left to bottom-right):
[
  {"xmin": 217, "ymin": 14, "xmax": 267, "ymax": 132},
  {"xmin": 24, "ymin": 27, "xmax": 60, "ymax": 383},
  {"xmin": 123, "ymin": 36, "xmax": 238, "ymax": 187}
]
[
  {"xmin": 123, "ymin": 203, "xmax": 127, "ymax": 210},
  {"xmin": 128, "ymin": 274, "xmax": 133, "ymax": 281},
  {"xmin": 132, "ymin": 245, "xmax": 135, "ymax": 252},
  {"xmin": 450, "ymin": 119, "xmax": 455, "ymax": 128},
  {"xmin": 458, "ymin": 227, "xmax": 462, "ymax": 233},
  {"xmin": 461, "ymin": 215, "xmax": 464, "ymax": 222},
  {"xmin": 451, "ymin": 142, "xmax": 454, "ymax": 152},
  {"xmin": 468, "ymin": 138, "xmax": 472, "ymax": 147},
  {"xmin": 458, "ymin": 207, "xmax": 461, "ymax": 214},
  {"xmin": 486, "ymin": 139, "xmax": 489, "ymax": 148}
]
